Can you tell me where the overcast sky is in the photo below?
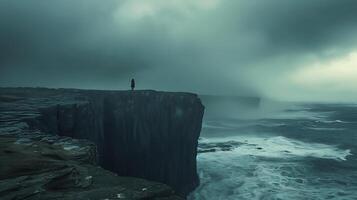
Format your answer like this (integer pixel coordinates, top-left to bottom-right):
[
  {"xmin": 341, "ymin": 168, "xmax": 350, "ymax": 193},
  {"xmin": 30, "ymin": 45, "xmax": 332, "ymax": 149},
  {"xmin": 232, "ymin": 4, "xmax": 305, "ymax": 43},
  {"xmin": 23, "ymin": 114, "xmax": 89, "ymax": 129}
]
[{"xmin": 1, "ymin": 0, "xmax": 357, "ymax": 101}]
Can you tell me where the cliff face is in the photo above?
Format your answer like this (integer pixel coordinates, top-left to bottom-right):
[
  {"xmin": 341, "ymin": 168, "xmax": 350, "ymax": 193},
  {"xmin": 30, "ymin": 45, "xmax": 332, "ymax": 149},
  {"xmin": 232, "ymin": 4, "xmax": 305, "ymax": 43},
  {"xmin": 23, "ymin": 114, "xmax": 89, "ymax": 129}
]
[
  {"xmin": 100, "ymin": 91, "xmax": 204, "ymax": 195},
  {"xmin": 1, "ymin": 88, "xmax": 204, "ymax": 196},
  {"xmin": 0, "ymin": 137, "xmax": 185, "ymax": 200}
]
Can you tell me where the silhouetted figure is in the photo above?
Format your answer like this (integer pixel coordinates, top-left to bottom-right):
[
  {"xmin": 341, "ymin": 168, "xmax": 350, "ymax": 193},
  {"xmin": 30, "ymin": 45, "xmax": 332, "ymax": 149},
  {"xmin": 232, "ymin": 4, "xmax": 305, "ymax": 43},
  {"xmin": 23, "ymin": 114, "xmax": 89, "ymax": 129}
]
[{"xmin": 131, "ymin": 78, "xmax": 135, "ymax": 91}]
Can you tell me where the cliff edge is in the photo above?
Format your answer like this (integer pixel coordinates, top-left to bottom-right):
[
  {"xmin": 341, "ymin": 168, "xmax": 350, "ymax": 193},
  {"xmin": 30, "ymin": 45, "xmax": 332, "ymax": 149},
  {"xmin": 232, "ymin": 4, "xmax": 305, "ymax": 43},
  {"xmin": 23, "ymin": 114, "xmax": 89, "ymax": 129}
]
[{"xmin": 0, "ymin": 87, "xmax": 204, "ymax": 197}]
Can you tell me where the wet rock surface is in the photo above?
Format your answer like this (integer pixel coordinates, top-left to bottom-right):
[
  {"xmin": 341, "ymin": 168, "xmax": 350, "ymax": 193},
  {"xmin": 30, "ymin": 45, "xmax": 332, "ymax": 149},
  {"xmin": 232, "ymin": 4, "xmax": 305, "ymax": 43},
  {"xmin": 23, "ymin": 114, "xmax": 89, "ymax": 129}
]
[
  {"xmin": 0, "ymin": 137, "xmax": 182, "ymax": 200},
  {"xmin": 0, "ymin": 87, "xmax": 204, "ymax": 198}
]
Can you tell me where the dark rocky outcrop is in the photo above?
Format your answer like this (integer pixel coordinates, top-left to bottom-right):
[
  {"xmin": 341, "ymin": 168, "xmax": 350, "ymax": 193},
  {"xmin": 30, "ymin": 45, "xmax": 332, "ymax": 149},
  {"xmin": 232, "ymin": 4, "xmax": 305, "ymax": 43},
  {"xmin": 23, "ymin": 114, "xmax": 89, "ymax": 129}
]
[
  {"xmin": 0, "ymin": 87, "xmax": 204, "ymax": 197},
  {"xmin": 0, "ymin": 137, "xmax": 183, "ymax": 200}
]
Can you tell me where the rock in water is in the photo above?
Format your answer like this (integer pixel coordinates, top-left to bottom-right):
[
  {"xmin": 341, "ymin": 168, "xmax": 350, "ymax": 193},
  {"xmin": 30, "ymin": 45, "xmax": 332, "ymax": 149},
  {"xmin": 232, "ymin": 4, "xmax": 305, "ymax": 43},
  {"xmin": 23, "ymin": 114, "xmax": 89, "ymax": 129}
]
[{"xmin": 0, "ymin": 87, "xmax": 205, "ymax": 196}]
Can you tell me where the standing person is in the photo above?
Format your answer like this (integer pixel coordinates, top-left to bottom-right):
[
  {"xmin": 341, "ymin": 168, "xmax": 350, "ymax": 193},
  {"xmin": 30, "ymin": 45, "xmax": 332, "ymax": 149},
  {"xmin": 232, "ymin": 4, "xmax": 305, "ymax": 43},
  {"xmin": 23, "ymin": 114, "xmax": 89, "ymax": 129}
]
[{"xmin": 131, "ymin": 78, "xmax": 135, "ymax": 91}]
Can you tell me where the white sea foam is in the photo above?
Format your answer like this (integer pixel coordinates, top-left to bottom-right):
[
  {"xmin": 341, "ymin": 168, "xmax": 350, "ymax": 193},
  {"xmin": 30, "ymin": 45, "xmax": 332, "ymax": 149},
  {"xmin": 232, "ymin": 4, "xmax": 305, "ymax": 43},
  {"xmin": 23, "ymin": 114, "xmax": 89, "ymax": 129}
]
[
  {"xmin": 191, "ymin": 103, "xmax": 357, "ymax": 200},
  {"xmin": 200, "ymin": 136, "xmax": 352, "ymax": 161},
  {"xmin": 307, "ymin": 127, "xmax": 345, "ymax": 131},
  {"xmin": 316, "ymin": 119, "xmax": 346, "ymax": 124},
  {"xmin": 190, "ymin": 136, "xmax": 354, "ymax": 200}
]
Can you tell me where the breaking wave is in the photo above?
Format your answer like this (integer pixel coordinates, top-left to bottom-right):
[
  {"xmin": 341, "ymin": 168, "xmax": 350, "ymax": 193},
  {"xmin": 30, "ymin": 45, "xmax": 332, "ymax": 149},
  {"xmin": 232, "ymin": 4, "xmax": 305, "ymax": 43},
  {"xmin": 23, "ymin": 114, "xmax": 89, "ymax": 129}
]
[
  {"xmin": 199, "ymin": 136, "xmax": 351, "ymax": 161},
  {"xmin": 190, "ymin": 136, "xmax": 353, "ymax": 200}
]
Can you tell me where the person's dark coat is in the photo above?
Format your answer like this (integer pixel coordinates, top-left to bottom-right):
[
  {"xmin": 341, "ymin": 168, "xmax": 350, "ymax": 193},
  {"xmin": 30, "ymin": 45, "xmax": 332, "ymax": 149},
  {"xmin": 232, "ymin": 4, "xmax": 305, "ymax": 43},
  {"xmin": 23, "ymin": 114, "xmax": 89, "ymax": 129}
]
[{"xmin": 131, "ymin": 78, "xmax": 135, "ymax": 90}]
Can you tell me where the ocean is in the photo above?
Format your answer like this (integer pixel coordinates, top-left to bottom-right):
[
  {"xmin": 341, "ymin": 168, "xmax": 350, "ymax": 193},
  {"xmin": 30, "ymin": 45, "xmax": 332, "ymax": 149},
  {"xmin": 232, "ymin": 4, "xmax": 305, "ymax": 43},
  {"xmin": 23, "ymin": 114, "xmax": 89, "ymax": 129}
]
[{"xmin": 189, "ymin": 102, "xmax": 357, "ymax": 200}]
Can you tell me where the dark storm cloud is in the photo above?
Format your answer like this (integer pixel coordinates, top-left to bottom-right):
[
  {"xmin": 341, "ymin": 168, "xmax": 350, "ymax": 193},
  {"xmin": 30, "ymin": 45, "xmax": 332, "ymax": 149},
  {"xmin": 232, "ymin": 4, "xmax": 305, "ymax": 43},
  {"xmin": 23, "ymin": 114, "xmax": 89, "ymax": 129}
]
[
  {"xmin": 0, "ymin": 1, "xmax": 144, "ymax": 82},
  {"xmin": 238, "ymin": 0, "xmax": 357, "ymax": 52},
  {"xmin": 1, "ymin": 0, "xmax": 357, "ymax": 99}
]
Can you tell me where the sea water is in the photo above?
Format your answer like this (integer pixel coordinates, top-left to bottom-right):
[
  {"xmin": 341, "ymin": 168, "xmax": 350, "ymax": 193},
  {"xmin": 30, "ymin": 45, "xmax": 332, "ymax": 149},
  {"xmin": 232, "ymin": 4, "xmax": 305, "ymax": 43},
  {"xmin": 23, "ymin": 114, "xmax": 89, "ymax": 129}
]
[{"xmin": 189, "ymin": 103, "xmax": 357, "ymax": 200}]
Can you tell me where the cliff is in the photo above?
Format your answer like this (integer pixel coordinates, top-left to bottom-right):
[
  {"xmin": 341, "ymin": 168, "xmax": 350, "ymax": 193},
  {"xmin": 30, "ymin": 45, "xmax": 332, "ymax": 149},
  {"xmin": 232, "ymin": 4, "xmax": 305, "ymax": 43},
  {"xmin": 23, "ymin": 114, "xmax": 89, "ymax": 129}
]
[
  {"xmin": 0, "ymin": 137, "xmax": 182, "ymax": 200},
  {"xmin": 0, "ymin": 87, "xmax": 204, "ymax": 197}
]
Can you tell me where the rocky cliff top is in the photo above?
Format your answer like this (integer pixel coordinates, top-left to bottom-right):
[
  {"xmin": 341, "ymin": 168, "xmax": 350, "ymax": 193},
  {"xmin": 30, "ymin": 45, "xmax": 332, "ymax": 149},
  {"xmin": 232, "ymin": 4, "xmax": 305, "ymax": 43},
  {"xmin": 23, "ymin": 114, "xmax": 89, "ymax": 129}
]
[{"xmin": 0, "ymin": 87, "xmax": 204, "ymax": 198}]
